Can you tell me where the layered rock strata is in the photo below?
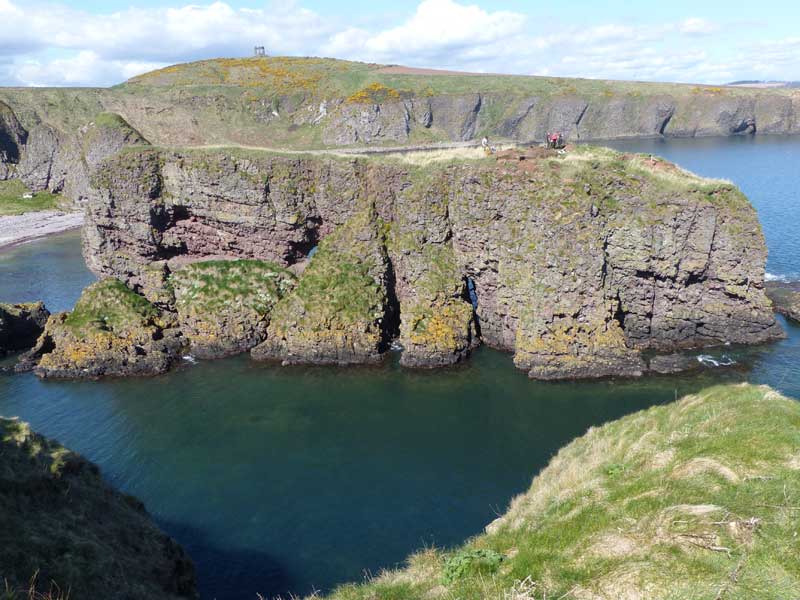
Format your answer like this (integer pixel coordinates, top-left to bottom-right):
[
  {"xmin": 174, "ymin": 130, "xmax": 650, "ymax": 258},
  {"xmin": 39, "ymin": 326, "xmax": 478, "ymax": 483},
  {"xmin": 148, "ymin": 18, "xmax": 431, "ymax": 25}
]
[
  {"xmin": 0, "ymin": 417, "xmax": 197, "ymax": 599},
  {"xmin": 76, "ymin": 146, "xmax": 781, "ymax": 379}
]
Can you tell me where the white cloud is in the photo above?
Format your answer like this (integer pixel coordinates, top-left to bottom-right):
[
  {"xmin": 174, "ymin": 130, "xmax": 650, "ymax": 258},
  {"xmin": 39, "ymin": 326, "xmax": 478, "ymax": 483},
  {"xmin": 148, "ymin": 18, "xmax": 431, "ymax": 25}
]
[
  {"xmin": 0, "ymin": 0, "xmax": 797, "ymax": 86},
  {"xmin": 679, "ymin": 18, "xmax": 719, "ymax": 36},
  {"xmin": 324, "ymin": 0, "xmax": 525, "ymax": 68}
]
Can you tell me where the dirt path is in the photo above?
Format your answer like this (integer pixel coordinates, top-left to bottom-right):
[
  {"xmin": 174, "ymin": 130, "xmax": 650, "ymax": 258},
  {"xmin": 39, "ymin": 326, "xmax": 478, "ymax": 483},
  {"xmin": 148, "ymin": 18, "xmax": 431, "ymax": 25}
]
[{"xmin": 186, "ymin": 138, "xmax": 514, "ymax": 157}]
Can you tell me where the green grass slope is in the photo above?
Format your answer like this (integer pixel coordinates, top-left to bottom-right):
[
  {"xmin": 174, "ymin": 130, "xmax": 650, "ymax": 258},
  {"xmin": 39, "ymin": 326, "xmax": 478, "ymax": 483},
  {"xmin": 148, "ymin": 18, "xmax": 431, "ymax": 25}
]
[
  {"xmin": 322, "ymin": 384, "xmax": 800, "ymax": 600},
  {"xmin": 123, "ymin": 56, "xmax": 792, "ymax": 100},
  {"xmin": 0, "ymin": 180, "xmax": 62, "ymax": 216}
]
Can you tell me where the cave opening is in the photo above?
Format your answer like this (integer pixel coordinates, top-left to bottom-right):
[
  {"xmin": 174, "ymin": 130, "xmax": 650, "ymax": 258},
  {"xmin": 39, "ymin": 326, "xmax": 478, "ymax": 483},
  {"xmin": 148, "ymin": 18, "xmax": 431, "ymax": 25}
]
[
  {"xmin": 465, "ymin": 276, "xmax": 482, "ymax": 339},
  {"xmin": 613, "ymin": 292, "xmax": 627, "ymax": 331},
  {"xmin": 380, "ymin": 255, "xmax": 402, "ymax": 353}
]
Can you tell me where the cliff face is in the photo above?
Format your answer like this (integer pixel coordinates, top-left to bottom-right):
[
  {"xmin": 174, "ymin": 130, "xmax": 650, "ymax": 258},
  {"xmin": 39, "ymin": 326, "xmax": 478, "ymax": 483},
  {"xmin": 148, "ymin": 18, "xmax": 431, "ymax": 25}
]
[
  {"xmin": 0, "ymin": 106, "xmax": 148, "ymax": 207},
  {"xmin": 78, "ymin": 145, "xmax": 781, "ymax": 379},
  {"xmin": 1, "ymin": 58, "xmax": 799, "ymax": 211},
  {"xmin": 0, "ymin": 417, "xmax": 197, "ymax": 598}
]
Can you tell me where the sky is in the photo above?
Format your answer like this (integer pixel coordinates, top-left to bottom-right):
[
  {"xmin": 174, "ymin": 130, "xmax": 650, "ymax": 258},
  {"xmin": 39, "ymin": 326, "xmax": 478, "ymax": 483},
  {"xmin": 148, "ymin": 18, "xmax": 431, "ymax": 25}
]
[{"xmin": 1, "ymin": 0, "xmax": 799, "ymax": 87}]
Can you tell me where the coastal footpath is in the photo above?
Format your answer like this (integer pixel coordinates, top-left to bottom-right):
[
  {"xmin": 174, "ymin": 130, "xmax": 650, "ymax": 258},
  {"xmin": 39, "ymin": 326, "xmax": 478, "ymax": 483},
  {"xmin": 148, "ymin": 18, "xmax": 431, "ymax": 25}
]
[
  {"xmin": 0, "ymin": 417, "xmax": 197, "ymax": 599},
  {"xmin": 8, "ymin": 144, "xmax": 779, "ymax": 380},
  {"xmin": 319, "ymin": 384, "xmax": 800, "ymax": 600}
]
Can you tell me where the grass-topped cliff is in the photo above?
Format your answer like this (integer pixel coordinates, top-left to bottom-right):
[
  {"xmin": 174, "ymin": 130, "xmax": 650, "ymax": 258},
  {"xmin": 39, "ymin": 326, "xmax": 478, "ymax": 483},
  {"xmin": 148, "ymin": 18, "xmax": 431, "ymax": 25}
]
[
  {"xmin": 1, "ymin": 56, "xmax": 798, "ymax": 153},
  {"xmin": 123, "ymin": 56, "xmax": 790, "ymax": 101},
  {"xmin": 321, "ymin": 384, "xmax": 800, "ymax": 600},
  {"xmin": 77, "ymin": 143, "xmax": 779, "ymax": 379}
]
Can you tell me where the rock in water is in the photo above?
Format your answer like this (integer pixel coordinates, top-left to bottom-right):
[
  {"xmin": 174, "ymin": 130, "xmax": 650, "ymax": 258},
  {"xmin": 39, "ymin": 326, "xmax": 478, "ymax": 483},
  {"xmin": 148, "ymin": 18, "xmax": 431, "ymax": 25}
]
[
  {"xmin": 252, "ymin": 206, "xmax": 394, "ymax": 365},
  {"xmin": 390, "ymin": 173, "xmax": 478, "ymax": 367},
  {"xmin": 0, "ymin": 302, "xmax": 49, "ymax": 356},
  {"xmin": 171, "ymin": 259, "xmax": 296, "ymax": 358},
  {"xmin": 0, "ymin": 417, "xmax": 197, "ymax": 598},
  {"xmin": 765, "ymin": 280, "xmax": 800, "ymax": 323},
  {"xmin": 26, "ymin": 278, "xmax": 183, "ymax": 378},
  {"xmin": 83, "ymin": 146, "xmax": 781, "ymax": 380}
]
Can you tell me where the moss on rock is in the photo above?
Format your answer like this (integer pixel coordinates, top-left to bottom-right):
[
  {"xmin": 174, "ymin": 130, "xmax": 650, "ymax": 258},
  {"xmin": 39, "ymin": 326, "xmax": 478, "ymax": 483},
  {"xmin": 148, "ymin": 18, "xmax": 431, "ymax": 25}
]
[
  {"xmin": 28, "ymin": 278, "xmax": 183, "ymax": 378},
  {"xmin": 253, "ymin": 206, "xmax": 393, "ymax": 365},
  {"xmin": 171, "ymin": 259, "xmax": 296, "ymax": 358}
]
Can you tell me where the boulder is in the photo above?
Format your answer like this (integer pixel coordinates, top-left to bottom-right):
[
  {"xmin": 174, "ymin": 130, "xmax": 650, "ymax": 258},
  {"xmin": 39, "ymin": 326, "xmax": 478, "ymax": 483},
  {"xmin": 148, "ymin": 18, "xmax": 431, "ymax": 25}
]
[
  {"xmin": 24, "ymin": 278, "xmax": 183, "ymax": 378},
  {"xmin": 0, "ymin": 301, "xmax": 49, "ymax": 356}
]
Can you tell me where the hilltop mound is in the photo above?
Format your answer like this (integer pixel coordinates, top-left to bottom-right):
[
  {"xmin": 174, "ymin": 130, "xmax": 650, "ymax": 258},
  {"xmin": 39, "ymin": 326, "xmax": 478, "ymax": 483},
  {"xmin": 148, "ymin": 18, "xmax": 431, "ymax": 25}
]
[{"xmin": 322, "ymin": 383, "xmax": 800, "ymax": 599}]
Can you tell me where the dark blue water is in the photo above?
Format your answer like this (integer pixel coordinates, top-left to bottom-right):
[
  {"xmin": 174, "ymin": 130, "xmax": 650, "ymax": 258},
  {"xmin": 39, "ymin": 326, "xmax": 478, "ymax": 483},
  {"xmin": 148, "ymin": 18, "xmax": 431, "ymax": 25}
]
[{"xmin": 1, "ymin": 136, "xmax": 799, "ymax": 599}]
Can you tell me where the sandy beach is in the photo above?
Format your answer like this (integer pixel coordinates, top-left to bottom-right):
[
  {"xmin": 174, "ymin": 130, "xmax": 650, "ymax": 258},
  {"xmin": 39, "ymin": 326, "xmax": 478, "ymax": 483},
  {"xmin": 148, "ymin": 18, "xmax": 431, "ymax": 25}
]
[{"xmin": 0, "ymin": 210, "xmax": 84, "ymax": 250}]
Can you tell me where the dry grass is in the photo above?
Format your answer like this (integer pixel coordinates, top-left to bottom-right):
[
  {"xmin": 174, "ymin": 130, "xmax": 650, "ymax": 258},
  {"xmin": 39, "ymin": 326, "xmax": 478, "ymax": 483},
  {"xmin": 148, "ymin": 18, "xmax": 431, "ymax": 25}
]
[
  {"xmin": 2, "ymin": 572, "xmax": 70, "ymax": 600},
  {"xmin": 321, "ymin": 384, "xmax": 800, "ymax": 600},
  {"xmin": 388, "ymin": 145, "xmax": 514, "ymax": 165}
]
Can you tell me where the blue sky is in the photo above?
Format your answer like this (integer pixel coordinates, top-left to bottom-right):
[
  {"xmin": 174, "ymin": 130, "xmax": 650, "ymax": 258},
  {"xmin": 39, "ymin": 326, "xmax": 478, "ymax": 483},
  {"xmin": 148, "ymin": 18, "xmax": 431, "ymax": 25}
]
[{"xmin": 1, "ymin": 0, "xmax": 798, "ymax": 86}]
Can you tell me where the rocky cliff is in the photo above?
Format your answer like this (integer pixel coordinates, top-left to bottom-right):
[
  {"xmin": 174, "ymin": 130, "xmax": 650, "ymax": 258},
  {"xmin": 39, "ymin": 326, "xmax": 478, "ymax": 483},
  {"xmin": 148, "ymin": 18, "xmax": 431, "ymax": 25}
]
[
  {"xmin": 1, "ymin": 58, "xmax": 798, "ymax": 210},
  {"xmin": 0, "ymin": 417, "xmax": 197, "ymax": 598},
  {"xmin": 72, "ymin": 144, "xmax": 781, "ymax": 380},
  {"xmin": 0, "ymin": 104, "xmax": 148, "ymax": 208},
  {"xmin": 23, "ymin": 278, "xmax": 184, "ymax": 378}
]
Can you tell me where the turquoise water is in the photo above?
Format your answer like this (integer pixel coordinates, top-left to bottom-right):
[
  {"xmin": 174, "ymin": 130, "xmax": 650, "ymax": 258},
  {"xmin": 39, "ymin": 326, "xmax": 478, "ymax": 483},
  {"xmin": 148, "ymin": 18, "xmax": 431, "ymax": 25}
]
[{"xmin": 1, "ymin": 136, "xmax": 800, "ymax": 599}]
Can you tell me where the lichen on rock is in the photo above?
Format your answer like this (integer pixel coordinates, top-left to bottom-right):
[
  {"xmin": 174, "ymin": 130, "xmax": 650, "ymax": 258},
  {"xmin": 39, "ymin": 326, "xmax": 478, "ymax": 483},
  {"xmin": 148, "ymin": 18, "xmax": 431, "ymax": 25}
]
[
  {"xmin": 171, "ymin": 259, "xmax": 296, "ymax": 358},
  {"xmin": 26, "ymin": 278, "xmax": 183, "ymax": 378},
  {"xmin": 252, "ymin": 205, "xmax": 394, "ymax": 365},
  {"xmin": 85, "ymin": 145, "xmax": 782, "ymax": 379}
]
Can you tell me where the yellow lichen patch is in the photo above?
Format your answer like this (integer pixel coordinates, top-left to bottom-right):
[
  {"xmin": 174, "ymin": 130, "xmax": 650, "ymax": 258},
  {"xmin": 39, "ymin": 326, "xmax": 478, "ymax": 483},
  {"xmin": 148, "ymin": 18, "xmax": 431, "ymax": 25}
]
[{"xmin": 407, "ymin": 301, "xmax": 473, "ymax": 351}]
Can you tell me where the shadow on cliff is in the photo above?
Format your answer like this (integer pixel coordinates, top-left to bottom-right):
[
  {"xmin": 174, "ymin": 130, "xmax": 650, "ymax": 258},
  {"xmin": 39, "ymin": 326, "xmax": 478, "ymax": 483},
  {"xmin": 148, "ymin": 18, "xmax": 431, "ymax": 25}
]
[{"xmin": 156, "ymin": 518, "xmax": 295, "ymax": 600}]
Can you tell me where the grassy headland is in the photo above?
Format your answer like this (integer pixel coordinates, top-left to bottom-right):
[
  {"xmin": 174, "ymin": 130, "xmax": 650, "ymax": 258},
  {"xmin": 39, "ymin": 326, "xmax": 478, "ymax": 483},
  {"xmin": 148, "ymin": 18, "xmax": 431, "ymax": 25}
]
[{"xmin": 321, "ymin": 384, "xmax": 800, "ymax": 600}]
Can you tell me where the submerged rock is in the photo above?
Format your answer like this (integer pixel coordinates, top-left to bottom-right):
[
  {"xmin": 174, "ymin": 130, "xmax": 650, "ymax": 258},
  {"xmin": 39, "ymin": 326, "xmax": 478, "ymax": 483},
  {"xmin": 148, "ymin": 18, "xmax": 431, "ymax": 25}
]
[
  {"xmin": 25, "ymin": 278, "xmax": 183, "ymax": 378},
  {"xmin": 765, "ymin": 280, "xmax": 800, "ymax": 323},
  {"xmin": 171, "ymin": 259, "xmax": 296, "ymax": 358},
  {"xmin": 0, "ymin": 417, "xmax": 197, "ymax": 598},
  {"xmin": 0, "ymin": 301, "xmax": 49, "ymax": 356}
]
